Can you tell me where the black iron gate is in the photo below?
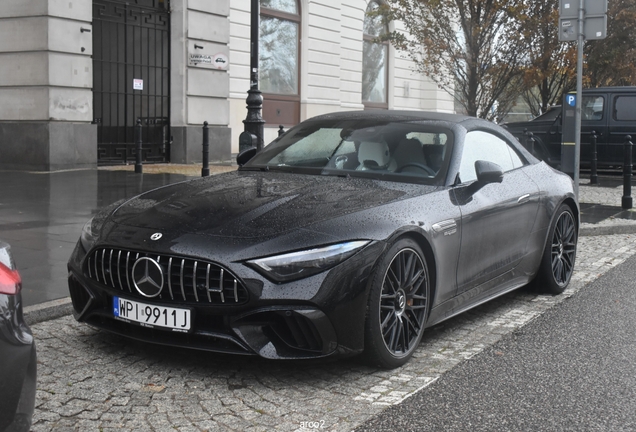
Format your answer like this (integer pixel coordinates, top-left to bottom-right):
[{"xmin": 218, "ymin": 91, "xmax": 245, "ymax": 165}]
[{"xmin": 93, "ymin": 0, "xmax": 170, "ymax": 165}]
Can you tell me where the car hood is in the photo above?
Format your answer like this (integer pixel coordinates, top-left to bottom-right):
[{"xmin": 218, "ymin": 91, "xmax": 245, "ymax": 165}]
[{"xmin": 107, "ymin": 171, "xmax": 437, "ymax": 239}]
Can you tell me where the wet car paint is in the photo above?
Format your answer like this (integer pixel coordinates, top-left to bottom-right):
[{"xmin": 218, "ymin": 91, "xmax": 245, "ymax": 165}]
[
  {"xmin": 67, "ymin": 111, "xmax": 578, "ymax": 363},
  {"xmin": 0, "ymin": 242, "xmax": 37, "ymax": 432}
]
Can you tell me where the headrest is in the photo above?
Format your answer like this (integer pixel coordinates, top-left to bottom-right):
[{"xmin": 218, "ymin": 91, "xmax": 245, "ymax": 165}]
[
  {"xmin": 358, "ymin": 141, "xmax": 391, "ymax": 169},
  {"xmin": 394, "ymin": 138, "xmax": 425, "ymax": 165}
]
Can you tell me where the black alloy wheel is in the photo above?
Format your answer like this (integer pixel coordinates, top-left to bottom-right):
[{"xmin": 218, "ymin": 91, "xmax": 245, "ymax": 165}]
[
  {"xmin": 536, "ymin": 204, "xmax": 577, "ymax": 294},
  {"xmin": 364, "ymin": 238, "xmax": 430, "ymax": 368}
]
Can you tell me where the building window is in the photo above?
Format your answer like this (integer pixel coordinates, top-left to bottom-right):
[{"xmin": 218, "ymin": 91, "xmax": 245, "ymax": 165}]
[
  {"xmin": 362, "ymin": 1, "xmax": 388, "ymax": 109},
  {"xmin": 260, "ymin": 0, "xmax": 300, "ymax": 126}
]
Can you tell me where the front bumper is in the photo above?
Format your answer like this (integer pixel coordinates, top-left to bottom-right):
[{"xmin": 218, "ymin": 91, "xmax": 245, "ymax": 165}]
[{"xmin": 68, "ymin": 240, "xmax": 384, "ymax": 360}]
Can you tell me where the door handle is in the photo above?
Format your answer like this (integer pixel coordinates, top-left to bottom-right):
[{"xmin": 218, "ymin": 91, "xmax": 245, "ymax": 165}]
[{"xmin": 518, "ymin": 194, "xmax": 530, "ymax": 204}]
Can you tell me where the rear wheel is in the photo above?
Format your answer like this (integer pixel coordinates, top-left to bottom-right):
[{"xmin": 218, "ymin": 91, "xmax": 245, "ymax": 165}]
[
  {"xmin": 364, "ymin": 238, "xmax": 430, "ymax": 369},
  {"xmin": 536, "ymin": 204, "xmax": 577, "ymax": 294}
]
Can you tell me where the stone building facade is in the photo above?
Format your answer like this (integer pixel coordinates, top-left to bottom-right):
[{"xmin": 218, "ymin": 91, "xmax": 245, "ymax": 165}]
[{"xmin": 0, "ymin": 0, "xmax": 453, "ymax": 171}]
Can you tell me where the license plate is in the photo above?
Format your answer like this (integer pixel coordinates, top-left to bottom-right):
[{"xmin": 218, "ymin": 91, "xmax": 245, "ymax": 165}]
[{"xmin": 113, "ymin": 296, "xmax": 191, "ymax": 332}]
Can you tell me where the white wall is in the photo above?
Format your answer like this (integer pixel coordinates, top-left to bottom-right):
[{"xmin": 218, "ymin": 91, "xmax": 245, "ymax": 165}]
[
  {"xmin": 171, "ymin": 0, "xmax": 230, "ymax": 127},
  {"xmin": 228, "ymin": 0, "xmax": 454, "ymax": 153},
  {"xmin": 0, "ymin": 1, "xmax": 93, "ymax": 122}
]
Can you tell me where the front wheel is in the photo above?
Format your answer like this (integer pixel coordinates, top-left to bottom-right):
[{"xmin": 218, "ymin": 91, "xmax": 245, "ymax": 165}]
[
  {"xmin": 364, "ymin": 238, "xmax": 430, "ymax": 369},
  {"xmin": 536, "ymin": 204, "xmax": 578, "ymax": 294}
]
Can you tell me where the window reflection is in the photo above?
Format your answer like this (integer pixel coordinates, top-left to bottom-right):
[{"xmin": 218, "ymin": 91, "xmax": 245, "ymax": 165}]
[
  {"xmin": 459, "ymin": 131, "xmax": 524, "ymax": 183},
  {"xmin": 261, "ymin": 0, "xmax": 297, "ymax": 14},
  {"xmin": 582, "ymin": 96, "xmax": 604, "ymax": 121},
  {"xmin": 362, "ymin": 41, "xmax": 387, "ymax": 103},
  {"xmin": 260, "ymin": 16, "xmax": 299, "ymax": 95},
  {"xmin": 363, "ymin": 1, "xmax": 388, "ymax": 107}
]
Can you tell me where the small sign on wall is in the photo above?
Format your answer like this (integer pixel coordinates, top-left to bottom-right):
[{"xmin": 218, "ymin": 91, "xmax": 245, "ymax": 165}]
[
  {"xmin": 212, "ymin": 53, "xmax": 228, "ymax": 70},
  {"xmin": 133, "ymin": 79, "xmax": 143, "ymax": 91},
  {"xmin": 188, "ymin": 53, "xmax": 228, "ymax": 70},
  {"xmin": 189, "ymin": 54, "xmax": 212, "ymax": 66}
]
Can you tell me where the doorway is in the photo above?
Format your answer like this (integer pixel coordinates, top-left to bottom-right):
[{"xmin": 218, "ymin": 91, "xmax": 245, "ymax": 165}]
[{"xmin": 92, "ymin": 0, "xmax": 170, "ymax": 165}]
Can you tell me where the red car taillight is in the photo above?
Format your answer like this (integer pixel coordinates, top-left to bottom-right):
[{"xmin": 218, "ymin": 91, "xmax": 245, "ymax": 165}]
[{"xmin": 0, "ymin": 262, "xmax": 21, "ymax": 295}]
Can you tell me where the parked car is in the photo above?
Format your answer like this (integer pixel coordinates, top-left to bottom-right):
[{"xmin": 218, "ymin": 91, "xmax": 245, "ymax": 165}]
[
  {"xmin": 68, "ymin": 111, "xmax": 578, "ymax": 368},
  {"xmin": 504, "ymin": 86, "xmax": 636, "ymax": 168},
  {"xmin": 0, "ymin": 241, "xmax": 37, "ymax": 432}
]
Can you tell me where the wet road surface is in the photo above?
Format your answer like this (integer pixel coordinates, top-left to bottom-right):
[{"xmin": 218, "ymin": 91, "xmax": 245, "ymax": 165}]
[{"xmin": 0, "ymin": 169, "xmax": 192, "ymax": 307}]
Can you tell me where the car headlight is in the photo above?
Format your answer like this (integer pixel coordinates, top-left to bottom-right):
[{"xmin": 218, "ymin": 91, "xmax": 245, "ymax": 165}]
[
  {"xmin": 246, "ymin": 240, "xmax": 370, "ymax": 283},
  {"xmin": 79, "ymin": 199, "xmax": 127, "ymax": 251},
  {"xmin": 80, "ymin": 217, "xmax": 98, "ymax": 251}
]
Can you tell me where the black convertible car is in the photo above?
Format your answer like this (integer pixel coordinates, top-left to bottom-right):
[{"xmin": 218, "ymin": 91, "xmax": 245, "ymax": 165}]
[{"xmin": 68, "ymin": 111, "xmax": 578, "ymax": 368}]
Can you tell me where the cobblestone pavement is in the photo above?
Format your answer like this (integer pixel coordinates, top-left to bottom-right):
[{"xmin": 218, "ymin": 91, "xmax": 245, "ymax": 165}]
[
  {"xmin": 31, "ymin": 233, "xmax": 636, "ymax": 432},
  {"xmin": 579, "ymin": 181, "xmax": 624, "ymax": 206}
]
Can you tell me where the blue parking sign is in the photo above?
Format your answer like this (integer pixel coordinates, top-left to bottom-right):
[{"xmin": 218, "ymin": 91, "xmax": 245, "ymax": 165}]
[{"xmin": 567, "ymin": 95, "xmax": 576, "ymax": 106}]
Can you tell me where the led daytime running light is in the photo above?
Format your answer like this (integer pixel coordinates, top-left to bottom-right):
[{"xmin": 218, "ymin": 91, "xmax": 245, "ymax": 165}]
[{"xmin": 248, "ymin": 240, "xmax": 370, "ymax": 282}]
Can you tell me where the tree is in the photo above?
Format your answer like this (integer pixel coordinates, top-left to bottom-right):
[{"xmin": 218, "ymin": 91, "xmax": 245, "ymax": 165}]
[
  {"xmin": 381, "ymin": 0, "xmax": 526, "ymax": 119},
  {"xmin": 517, "ymin": 1, "xmax": 576, "ymax": 117},
  {"xmin": 584, "ymin": 0, "xmax": 636, "ymax": 87}
]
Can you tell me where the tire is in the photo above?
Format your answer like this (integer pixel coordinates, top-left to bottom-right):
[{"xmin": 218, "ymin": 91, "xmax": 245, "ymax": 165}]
[
  {"xmin": 536, "ymin": 204, "xmax": 578, "ymax": 295},
  {"xmin": 363, "ymin": 238, "xmax": 430, "ymax": 369}
]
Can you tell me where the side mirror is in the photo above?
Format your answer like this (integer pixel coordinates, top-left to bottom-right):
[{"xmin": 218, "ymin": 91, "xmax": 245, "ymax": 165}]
[
  {"xmin": 236, "ymin": 147, "xmax": 257, "ymax": 167},
  {"xmin": 475, "ymin": 160, "xmax": 504, "ymax": 184}
]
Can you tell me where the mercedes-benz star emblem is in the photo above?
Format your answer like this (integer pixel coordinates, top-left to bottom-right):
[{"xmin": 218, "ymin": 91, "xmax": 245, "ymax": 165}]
[
  {"xmin": 132, "ymin": 257, "xmax": 164, "ymax": 298},
  {"xmin": 150, "ymin": 233, "xmax": 163, "ymax": 241}
]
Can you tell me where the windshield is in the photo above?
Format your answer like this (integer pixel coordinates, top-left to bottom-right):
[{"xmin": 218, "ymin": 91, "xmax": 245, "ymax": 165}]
[
  {"xmin": 532, "ymin": 106, "xmax": 561, "ymax": 122},
  {"xmin": 242, "ymin": 118, "xmax": 454, "ymax": 184}
]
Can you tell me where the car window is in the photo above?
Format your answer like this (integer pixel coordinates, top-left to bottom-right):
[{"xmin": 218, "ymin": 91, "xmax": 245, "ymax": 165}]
[
  {"xmin": 270, "ymin": 128, "xmax": 342, "ymax": 166},
  {"xmin": 614, "ymin": 96, "xmax": 636, "ymax": 121},
  {"xmin": 458, "ymin": 131, "xmax": 524, "ymax": 183},
  {"xmin": 532, "ymin": 106, "xmax": 561, "ymax": 122},
  {"xmin": 582, "ymin": 96, "xmax": 604, "ymax": 121},
  {"xmin": 244, "ymin": 119, "xmax": 454, "ymax": 184}
]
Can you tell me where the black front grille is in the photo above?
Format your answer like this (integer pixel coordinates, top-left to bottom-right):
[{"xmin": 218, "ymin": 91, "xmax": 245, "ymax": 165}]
[{"xmin": 85, "ymin": 248, "xmax": 248, "ymax": 305}]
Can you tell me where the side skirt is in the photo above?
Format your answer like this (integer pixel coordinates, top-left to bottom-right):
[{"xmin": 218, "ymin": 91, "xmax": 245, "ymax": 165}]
[{"xmin": 426, "ymin": 270, "xmax": 531, "ymax": 328}]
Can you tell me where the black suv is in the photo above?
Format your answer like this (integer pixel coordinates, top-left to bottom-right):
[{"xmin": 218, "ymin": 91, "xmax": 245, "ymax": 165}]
[{"xmin": 504, "ymin": 87, "xmax": 636, "ymax": 168}]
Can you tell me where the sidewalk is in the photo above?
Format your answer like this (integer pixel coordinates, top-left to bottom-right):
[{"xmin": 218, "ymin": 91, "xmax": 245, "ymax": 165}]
[
  {"xmin": 579, "ymin": 177, "xmax": 636, "ymax": 235},
  {"xmin": 0, "ymin": 165, "xmax": 632, "ymax": 324}
]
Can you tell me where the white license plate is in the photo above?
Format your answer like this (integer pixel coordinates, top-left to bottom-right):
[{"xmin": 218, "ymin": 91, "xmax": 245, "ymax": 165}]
[{"xmin": 113, "ymin": 296, "xmax": 191, "ymax": 332}]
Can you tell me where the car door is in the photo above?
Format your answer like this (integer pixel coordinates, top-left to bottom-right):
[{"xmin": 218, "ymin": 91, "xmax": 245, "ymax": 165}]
[
  {"xmin": 608, "ymin": 93, "xmax": 636, "ymax": 165},
  {"xmin": 452, "ymin": 130, "xmax": 540, "ymax": 295},
  {"xmin": 580, "ymin": 93, "xmax": 608, "ymax": 165}
]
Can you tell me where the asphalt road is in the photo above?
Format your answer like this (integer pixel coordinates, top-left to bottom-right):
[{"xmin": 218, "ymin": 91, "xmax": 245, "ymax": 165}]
[{"xmin": 358, "ymin": 254, "xmax": 636, "ymax": 431}]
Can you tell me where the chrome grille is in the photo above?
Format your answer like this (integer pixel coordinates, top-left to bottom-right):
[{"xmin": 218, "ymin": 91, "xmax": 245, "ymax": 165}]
[{"xmin": 85, "ymin": 248, "xmax": 248, "ymax": 305}]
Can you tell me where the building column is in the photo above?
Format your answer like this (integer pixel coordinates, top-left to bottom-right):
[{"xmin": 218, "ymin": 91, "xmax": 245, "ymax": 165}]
[
  {"xmin": 0, "ymin": 1, "xmax": 95, "ymax": 171},
  {"xmin": 170, "ymin": 0, "xmax": 231, "ymax": 164}
]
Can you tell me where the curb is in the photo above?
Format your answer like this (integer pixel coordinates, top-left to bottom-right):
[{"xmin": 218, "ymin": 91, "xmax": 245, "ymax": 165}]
[
  {"xmin": 580, "ymin": 222, "xmax": 636, "ymax": 237},
  {"xmin": 23, "ymin": 297, "xmax": 73, "ymax": 326}
]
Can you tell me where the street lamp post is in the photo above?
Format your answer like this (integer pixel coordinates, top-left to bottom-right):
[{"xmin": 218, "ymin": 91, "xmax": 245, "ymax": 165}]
[{"xmin": 242, "ymin": 0, "xmax": 265, "ymax": 151}]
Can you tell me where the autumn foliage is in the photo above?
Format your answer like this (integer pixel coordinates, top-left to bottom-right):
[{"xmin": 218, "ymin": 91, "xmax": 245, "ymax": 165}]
[{"xmin": 380, "ymin": 0, "xmax": 636, "ymax": 120}]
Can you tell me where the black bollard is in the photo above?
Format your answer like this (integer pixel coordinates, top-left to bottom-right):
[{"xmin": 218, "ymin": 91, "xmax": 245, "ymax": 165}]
[
  {"xmin": 278, "ymin": 125, "xmax": 285, "ymax": 137},
  {"xmin": 201, "ymin": 121, "xmax": 210, "ymax": 177},
  {"xmin": 622, "ymin": 135, "xmax": 633, "ymax": 210},
  {"xmin": 135, "ymin": 118, "xmax": 143, "ymax": 174},
  {"xmin": 590, "ymin": 130, "xmax": 598, "ymax": 185}
]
